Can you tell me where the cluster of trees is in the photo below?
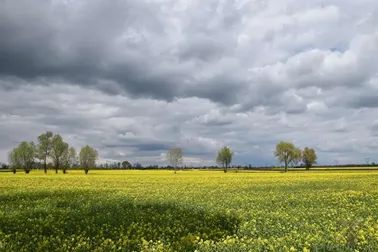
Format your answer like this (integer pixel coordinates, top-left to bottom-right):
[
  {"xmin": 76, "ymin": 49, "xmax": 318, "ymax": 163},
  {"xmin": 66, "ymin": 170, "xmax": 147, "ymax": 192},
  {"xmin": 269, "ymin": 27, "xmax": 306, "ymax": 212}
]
[
  {"xmin": 0, "ymin": 162, "xmax": 9, "ymax": 169},
  {"xmin": 8, "ymin": 131, "xmax": 98, "ymax": 174},
  {"xmin": 96, "ymin": 161, "xmax": 133, "ymax": 170},
  {"xmin": 165, "ymin": 146, "xmax": 235, "ymax": 173},
  {"xmin": 274, "ymin": 141, "xmax": 317, "ymax": 172},
  {"xmin": 166, "ymin": 143, "xmax": 317, "ymax": 174},
  {"xmin": 214, "ymin": 143, "xmax": 317, "ymax": 173}
]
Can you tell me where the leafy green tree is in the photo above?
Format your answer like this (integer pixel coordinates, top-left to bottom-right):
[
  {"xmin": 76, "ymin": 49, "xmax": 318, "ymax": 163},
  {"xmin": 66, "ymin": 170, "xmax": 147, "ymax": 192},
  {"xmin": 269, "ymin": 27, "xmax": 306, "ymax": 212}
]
[
  {"xmin": 274, "ymin": 141, "xmax": 301, "ymax": 172},
  {"xmin": 0, "ymin": 162, "xmax": 8, "ymax": 169},
  {"xmin": 8, "ymin": 141, "xmax": 37, "ymax": 174},
  {"xmin": 8, "ymin": 150, "xmax": 18, "ymax": 174},
  {"xmin": 302, "ymin": 147, "xmax": 317, "ymax": 170},
  {"xmin": 62, "ymin": 146, "xmax": 77, "ymax": 174},
  {"xmin": 37, "ymin": 131, "xmax": 54, "ymax": 174},
  {"xmin": 122, "ymin": 160, "xmax": 132, "ymax": 169},
  {"xmin": 50, "ymin": 134, "xmax": 69, "ymax": 174},
  {"xmin": 216, "ymin": 146, "xmax": 234, "ymax": 173},
  {"xmin": 166, "ymin": 148, "xmax": 183, "ymax": 173},
  {"xmin": 79, "ymin": 145, "xmax": 98, "ymax": 174}
]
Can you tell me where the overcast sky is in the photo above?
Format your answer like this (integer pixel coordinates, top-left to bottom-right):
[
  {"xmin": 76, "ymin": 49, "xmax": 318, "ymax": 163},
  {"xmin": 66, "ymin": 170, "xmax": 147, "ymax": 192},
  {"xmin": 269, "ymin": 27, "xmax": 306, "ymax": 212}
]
[{"xmin": 1, "ymin": 0, "xmax": 378, "ymax": 166}]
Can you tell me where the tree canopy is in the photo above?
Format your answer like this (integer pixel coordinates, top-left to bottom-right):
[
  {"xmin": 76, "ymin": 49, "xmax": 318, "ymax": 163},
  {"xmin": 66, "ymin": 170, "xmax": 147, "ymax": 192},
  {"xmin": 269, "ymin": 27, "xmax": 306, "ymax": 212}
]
[
  {"xmin": 274, "ymin": 141, "xmax": 301, "ymax": 172},
  {"xmin": 79, "ymin": 145, "xmax": 98, "ymax": 174},
  {"xmin": 50, "ymin": 134, "xmax": 69, "ymax": 174},
  {"xmin": 166, "ymin": 148, "xmax": 183, "ymax": 173},
  {"xmin": 216, "ymin": 146, "xmax": 234, "ymax": 173},
  {"xmin": 62, "ymin": 147, "xmax": 77, "ymax": 174},
  {"xmin": 302, "ymin": 147, "xmax": 317, "ymax": 170},
  {"xmin": 122, "ymin": 160, "xmax": 132, "ymax": 169},
  {"xmin": 8, "ymin": 141, "xmax": 37, "ymax": 174},
  {"xmin": 37, "ymin": 131, "xmax": 53, "ymax": 174}
]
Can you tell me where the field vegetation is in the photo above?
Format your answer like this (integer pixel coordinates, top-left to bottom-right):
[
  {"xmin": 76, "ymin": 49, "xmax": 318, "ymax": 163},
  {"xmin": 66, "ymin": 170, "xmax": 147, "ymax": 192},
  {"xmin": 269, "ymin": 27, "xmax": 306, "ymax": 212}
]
[{"xmin": 1, "ymin": 170, "xmax": 378, "ymax": 251}]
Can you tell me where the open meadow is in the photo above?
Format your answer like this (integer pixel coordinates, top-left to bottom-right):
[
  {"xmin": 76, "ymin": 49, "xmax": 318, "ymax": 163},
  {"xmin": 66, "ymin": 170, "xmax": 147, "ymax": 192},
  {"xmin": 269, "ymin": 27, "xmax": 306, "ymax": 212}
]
[{"xmin": 1, "ymin": 170, "xmax": 378, "ymax": 251}]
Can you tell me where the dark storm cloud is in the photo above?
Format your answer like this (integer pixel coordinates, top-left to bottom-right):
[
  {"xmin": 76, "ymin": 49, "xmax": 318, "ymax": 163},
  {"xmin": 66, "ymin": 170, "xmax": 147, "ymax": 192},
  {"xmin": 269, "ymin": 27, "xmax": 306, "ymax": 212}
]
[
  {"xmin": 0, "ymin": 0, "xmax": 247, "ymax": 105},
  {"xmin": 0, "ymin": 0, "xmax": 177, "ymax": 98}
]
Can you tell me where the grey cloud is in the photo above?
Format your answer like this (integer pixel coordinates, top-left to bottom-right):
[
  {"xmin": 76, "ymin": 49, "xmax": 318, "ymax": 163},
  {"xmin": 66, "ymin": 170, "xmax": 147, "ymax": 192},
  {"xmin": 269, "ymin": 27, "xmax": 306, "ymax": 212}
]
[
  {"xmin": 4, "ymin": 0, "xmax": 377, "ymax": 111},
  {"xmin": 1, "ymin": 83, "xmax": 378, "ymax": 165},
  {"xmin": 104, "ymin": 143, "xmax": 168, "ymax": 152},
  {"xmin": 333, "ymin": 119, "xmax": 348, "ymax": 133},
  {"xmin": 349, "ymin": 94, "xmax": 378, "ymax": 109},
  {"xmin": 178, "ymin": 36, "xmax": 231, "ymax": 62},
  {"xmin": 0, "ymin": 0, "xmax": 180, "ymax": 99},
  {"xmin": 0, "ymin": 0, "xmax": 240, "ymax": 105},
  {"xmin": 2, "ymin": 0, "xmax": 378, "ymax": 166},
  {"xmin": 370, "ymin": 121, "xmax": 378, "ymax": 136}
]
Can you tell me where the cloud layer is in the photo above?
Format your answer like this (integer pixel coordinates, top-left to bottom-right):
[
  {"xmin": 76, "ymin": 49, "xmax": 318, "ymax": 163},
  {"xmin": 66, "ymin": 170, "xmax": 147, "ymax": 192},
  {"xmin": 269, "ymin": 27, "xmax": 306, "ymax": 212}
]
[{"xmin": 1, "ymin": 0, "xmax": 378, "ymax": 166}]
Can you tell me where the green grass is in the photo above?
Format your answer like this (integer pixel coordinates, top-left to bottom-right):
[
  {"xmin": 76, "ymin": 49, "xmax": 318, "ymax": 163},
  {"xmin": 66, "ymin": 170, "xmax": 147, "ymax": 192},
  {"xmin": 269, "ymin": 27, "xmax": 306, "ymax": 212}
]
[{"xmin": 1, "ymin": 170, "xmax": 378, "ymax": 251}]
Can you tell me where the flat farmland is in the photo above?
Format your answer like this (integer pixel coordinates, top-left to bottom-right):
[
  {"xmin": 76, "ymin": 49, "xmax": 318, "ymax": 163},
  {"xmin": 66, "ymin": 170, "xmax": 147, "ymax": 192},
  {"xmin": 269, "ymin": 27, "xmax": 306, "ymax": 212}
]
[{"xmin": 1, "ymin": 170, "xmax": 378, "ymax": 251}]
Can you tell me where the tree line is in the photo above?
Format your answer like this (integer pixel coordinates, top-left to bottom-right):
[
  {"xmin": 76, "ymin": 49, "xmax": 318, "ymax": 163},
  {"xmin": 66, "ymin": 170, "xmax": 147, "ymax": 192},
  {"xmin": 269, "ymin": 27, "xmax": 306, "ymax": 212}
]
[
  {"xmin": 211, "ymin": 142, "xmax": 317, "ymax": 173},
  {"xmin": 7, "ymin": 131, "xmax": 98, "ymax": 174},
  {"xmin": 166, "ymin": 142, "xmax": 317, "ymax": 173},
  {"xmin": 4, "ymin": 133, "xmax": 317, "ymax": 174}
]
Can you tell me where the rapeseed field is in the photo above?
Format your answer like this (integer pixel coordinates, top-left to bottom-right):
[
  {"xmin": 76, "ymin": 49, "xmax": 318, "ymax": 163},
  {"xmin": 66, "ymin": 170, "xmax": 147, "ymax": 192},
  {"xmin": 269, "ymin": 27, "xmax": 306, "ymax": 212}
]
[{"xmin": 0, "ymin": 170, "xmax": 378, "ymax": 251}]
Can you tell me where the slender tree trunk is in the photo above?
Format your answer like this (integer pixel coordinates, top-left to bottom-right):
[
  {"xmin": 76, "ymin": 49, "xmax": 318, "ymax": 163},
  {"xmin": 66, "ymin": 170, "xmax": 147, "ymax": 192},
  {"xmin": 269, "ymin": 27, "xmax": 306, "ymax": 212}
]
[
  {"xmin": 284, "ymin": 160, "xmax": 288, "ymax": 172},
  {"xmin": 55, "ymin": 160, "xmax": 59, "ymax": 174},
  {"xmin": 85, "ymin": 169, "xmax": 89, "ymax": 174},
  {"xmin": 44, "ymin": 156, "xmax": 47, "ymax": 174},
  {"xmin": 224, "ymin": 163, "xmax": 227, "ymax": 173}
]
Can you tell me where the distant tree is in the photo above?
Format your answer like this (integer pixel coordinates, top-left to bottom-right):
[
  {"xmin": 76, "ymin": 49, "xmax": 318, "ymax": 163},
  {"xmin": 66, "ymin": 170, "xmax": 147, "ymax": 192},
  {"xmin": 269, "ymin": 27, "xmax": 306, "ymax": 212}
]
[
  {"xmin": 0, "ymin": 162, "xmax": 8, "ymax": 169},
  {"xmin": 62, "ymin": 147, "xmax": 77, "ymax": 174},
  {"xmin": 37, "ymin": 131, "xmax": 54, "ymax": 174},
  {"xmin": 274, "ymin": 141, "xmax": 301, "ymax": 172},
  {"xmin": 166, "ymin": 148, "xmax": 183, "ymax": 173},
  {"xmin": 50, "ymin": 134, "xmax": 69, "ymax": 174},
  {"xmin": 79, "ymin": 145, "xmax": 98, "ymax": 174},
  {"xmin": 122, "ymin": 160, "xmax": 132, "ymax": 169},
  {"xmin": 8, "ymin": 141, "xmax": 37, "ymax": 174},
  {"xmin": 302, "ymin": 147, "xmax": 317, "ymax": 170},
  {"xmin": 216, "ymin": 146, "xmax": 234, "ymax": 173},
  {"xmin": 133, "ymin": 162, "xmax": 142, "ymax": 169},
  {"xmin": 8, "ymin": 151, "xmax": 17, "ymax": 174}
]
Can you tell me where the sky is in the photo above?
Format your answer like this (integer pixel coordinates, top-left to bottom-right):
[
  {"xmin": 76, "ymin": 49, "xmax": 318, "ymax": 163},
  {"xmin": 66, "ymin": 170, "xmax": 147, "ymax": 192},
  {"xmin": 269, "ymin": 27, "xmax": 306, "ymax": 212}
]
[{"xmin": 1, "ymin": 0, "xmax": 378, "ymax": 166}]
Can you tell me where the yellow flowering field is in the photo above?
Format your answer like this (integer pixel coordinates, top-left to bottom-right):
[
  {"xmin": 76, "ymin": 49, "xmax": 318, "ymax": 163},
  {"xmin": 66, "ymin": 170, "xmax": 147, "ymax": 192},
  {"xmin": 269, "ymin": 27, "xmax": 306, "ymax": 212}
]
[{"xmin": 0, "ymin": 170, "xmax": 378, "ymax": 251}]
